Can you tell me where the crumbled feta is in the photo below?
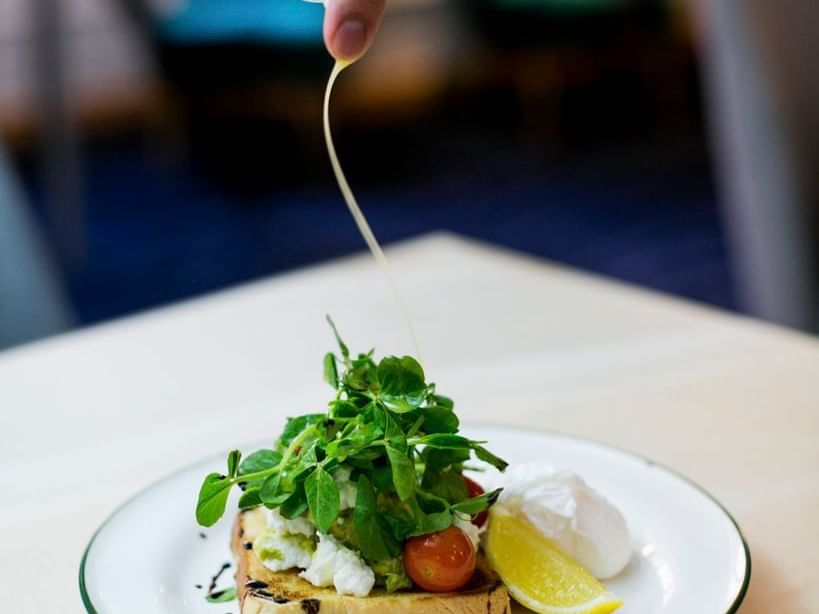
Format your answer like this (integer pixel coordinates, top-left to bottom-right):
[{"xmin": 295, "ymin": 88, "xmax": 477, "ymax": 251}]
[
  {"xmin": 300, "ymin": 533, "xmax": 375, "ymax": 597},
  {"xmin": 299, "ymin": 533, "xmax": 336, "ymax": 587},
  {"xmin": 453, "ymin": 513, "xmax": 481, "ymax": 549},
  {"xmin": 252, "ymin": 508, "xmax": 317, "ymax": 572},
  {"xmin": 253, "ymin": 528, "xmax": 315, "ymax": 572},
  {"xmin": 254, "ymin": 497, "xmax": 374, "ymax": 596},
  {"xmin": 334, "ymin": 466, "xmax": 358, "ymax": 511},
  {"xmin": 333, "ymin": 549, "xmax": 375, "ymax": 597},
  {"xmin": 264, "ymin": 507, "xmax": 315, "ymax": 537}
]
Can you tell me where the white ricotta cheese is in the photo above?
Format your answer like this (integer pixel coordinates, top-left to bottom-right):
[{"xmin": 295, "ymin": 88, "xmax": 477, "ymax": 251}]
[
  {"xmin": 253, "ymin": 528, "xmax": 315, "ymax": 572},
  {"xmin": 333, "ymin": 466, "xmax": 358, "ymax": 511},
  {"xmin": 264, "ymin": 507, "xmax": 315, "ymax": 537},
  {"xmin": 252, "ymin": 508, "xmax": 317, "ymax": 572},
  {"xmin": 452, "ymin": 513, "xmax": 481, "ymax": 550},
  {"xmin": 256, "ymin": 503, "xmax": 375, "ymax": 595},
  {"xmin": 300, "ymin": 533, "xmax": 375, "ymax": 597}
]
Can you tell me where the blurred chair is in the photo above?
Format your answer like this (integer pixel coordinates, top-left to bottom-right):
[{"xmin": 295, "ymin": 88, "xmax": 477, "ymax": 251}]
[
  {"xmin": 465, "ymin": 0, "xmax": 640, "ymax": 45},
  {"xmin": 696, "ymin": 0, "xmax": 819, "ymax": 331},
  {"xmin": 0, "ymin": 143, "xmax": 73, "ymax": 350},
  {"xmin": 117, "ymin": 0, "xmax": 331, "ymax": 191},
  {"xmin": 459, "ymin": 0, "xmax": 679, "ymax": 144},
  {"xmin": 32, "ymin": 0, "xmax": 85, "ymax": 269}
]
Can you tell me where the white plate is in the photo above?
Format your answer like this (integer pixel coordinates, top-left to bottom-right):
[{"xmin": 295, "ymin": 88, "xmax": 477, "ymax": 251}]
[{"xmin": 80, "ymin": 424, "xmax": 750, "ymax": 613}]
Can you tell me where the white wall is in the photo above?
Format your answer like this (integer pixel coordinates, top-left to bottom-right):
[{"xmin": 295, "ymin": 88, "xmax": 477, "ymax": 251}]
[{"xmin": 0, "ymin": 0, "xmax": 161, "ymax": 125}]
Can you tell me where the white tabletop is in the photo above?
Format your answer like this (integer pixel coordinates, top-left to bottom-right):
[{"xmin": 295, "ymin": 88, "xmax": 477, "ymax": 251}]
[{"xmin": 2, "ymin": 233, "xmax": 818, "ymax": 612}]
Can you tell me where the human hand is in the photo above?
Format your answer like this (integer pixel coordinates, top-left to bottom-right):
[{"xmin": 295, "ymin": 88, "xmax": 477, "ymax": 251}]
[{"xmin": 320, "ymin": 0, "xmax": 386, "ymax": 62}]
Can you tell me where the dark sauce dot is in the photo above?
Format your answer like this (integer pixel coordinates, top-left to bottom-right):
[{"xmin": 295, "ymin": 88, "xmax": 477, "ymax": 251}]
[
  {"xmin": 243, "ymin": 542, "xmax": 253, "ymax": 550},
  {"xmin": 198, "ymin": 532, "xmax": 207, "ymax": 540},
  {"xmin": 195, "ymin": 584, "xmax": 203, "ymax": 589},
  {"xmin": 301, "ymin": 598, "xmax": 321, "ymax": 614}
]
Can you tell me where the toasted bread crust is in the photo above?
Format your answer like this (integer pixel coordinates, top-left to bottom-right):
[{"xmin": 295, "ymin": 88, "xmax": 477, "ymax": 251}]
[{"xmin": 232, "ymin": 508, "xmax": 510, "ymax": 614}]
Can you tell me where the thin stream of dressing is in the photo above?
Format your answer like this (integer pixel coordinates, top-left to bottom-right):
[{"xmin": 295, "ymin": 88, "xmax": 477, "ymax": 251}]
[{"xmin": 323, "ymin": 60, "xmax": 422, "ymax": 359}]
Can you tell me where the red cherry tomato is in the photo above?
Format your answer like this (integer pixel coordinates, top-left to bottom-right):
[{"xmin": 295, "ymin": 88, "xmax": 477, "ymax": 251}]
[
  {"xmin": 403, "ymin": 526, "xmax": 476, "ymax": 592},
  {"xmin": 463, "ymin": 476, "xmax": 488, "ymax": 528}
]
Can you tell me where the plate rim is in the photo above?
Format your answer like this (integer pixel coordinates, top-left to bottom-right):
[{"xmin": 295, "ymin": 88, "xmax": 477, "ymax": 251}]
[{"xmin": 79, "ymin": 422, "xmax": 752, "ymax": 613}]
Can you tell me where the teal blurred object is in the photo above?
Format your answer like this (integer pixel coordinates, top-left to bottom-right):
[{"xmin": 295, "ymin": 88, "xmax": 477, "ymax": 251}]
[
  {"xmin": 160, "ymin": 0, "xmax": 324, "ymax": 45},
  {"xmin": 114, "ymin": 0, "xmax": 331, "ymax": 194}
]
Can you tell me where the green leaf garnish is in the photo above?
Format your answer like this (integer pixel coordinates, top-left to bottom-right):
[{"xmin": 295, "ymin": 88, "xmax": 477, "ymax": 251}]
[
  {"xmin": 323, "ymin": 352, "xmax": 339, "ymax": 389},
  {"xmin": 238, "ymin": 449, "xmax": 281, "ymax": 490},
  {"xmin": 473, "ymin": 444, "xmax": 509, "ymax": 471},
  {"xmin": 305, "ymin": 467, "xmax": 340, "ymax": 533},
  {"xmin": 280, "ymin": 486, "xmax": 309, "ymax": 519},
  {"xmin": 205, "ymin": 587, "xmax": 236, "ymax": 603},
  {"xmin": 411, "ymin": 510, "xmax": 452, "ymax": 536},
  {"xmin": 196, "ymin": 473, "xmax": 232, "ymax": 527},
  {"xmin": 280, "ymin": 414, "xmax": 324, "ymax": 448},
  {"xmin": 354, "ymin": 475, "xmax": 393, "ymax": 562},
  {"xmin": 417, "ymin": 434, "xmax": 474, "ymax": 449},
  {"xmin": 227, "ymin": 450, "xmax": 241, "ymax": 479},
  {"xmin": 194, "ymin": 318, "xmax": 510, "ymax": 581},
  {"xmin": 414, "ymin": 405, "xmax": 459, "ymax": 434},
  {"xmin": 386, "ymin": 445, "xmax": 416, "ymax": 501},
  {"xmin": 451, "ymin": 487, "xmax": 503, "ymax": 515},
  {"xmin": 422, "ymin": 468, "xmax": 469, "ymax": 502},
  {"xmin": 326, "ymin": 315, "xmax": 350, "ymax": 364},
  {"xmin": 377, "ymin": 357, "xmax": 426, "ymax": 413},
  {"xmin": 238, "ymin": 489, "xmax": 262, "ymax": 509}
]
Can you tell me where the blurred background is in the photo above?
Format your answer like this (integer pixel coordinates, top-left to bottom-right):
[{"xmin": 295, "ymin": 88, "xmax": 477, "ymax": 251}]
[{"xmin": 0, "ymin": 0, "xmax": 816, "ymax": 350}]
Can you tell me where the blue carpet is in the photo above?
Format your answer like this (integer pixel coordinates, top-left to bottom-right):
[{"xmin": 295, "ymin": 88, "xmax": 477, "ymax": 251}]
[{"xmin": 18, "ymin": 133, "xmax": 736, "ymax": 325}]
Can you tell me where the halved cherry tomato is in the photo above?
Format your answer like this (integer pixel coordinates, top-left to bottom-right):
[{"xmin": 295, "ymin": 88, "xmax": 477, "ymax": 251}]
[
  {"xmin": 403, "ymin": 526, "xmax": 476, "ymax": 592},
  {"xmin": 463, "ymin": 476, "xmax": 488, "ymax": 528}
]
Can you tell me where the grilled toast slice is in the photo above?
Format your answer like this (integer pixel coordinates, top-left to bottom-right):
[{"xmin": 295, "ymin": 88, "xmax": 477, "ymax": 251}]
[{"xmin": 232, "ymin": 508, "xmax": 511, "ymax": 613}]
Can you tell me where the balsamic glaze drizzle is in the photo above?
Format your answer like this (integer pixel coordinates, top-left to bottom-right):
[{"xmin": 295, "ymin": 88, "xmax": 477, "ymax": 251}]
[{"xmin": 206, "ymin": 562, "xmax": 232, "ymax": 598}]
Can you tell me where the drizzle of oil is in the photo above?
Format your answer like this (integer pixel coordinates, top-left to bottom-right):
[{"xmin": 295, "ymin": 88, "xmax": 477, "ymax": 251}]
[{"xmin": 322, "ymin": 60, "xmax": 422, "ymax": 360}]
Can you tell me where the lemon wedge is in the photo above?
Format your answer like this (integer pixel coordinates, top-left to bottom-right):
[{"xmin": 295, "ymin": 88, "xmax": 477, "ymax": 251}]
[{"xmin": 485, "ymin": 508, "xmax": 623, "ymax": 614}]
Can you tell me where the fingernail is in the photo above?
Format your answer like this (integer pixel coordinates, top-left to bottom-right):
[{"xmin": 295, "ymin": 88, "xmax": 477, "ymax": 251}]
[{"xmin": 333, "ymin": 19, "xmax": 367, "ymax": 60}]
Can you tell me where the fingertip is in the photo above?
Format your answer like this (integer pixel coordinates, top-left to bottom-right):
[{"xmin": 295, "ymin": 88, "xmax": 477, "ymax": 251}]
[
  {"xmin": 331, "ymin": 18, "xmax": 368, "ymax": 61},
  {"xmin": 323, "ymin": 0, "xmax": 385, "ymax": 61}
]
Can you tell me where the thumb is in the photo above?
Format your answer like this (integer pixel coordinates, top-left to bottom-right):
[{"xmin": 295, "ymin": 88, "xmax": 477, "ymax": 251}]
[{"xmin": 323, "ymin": 0, "xmax": 386, "ymax": 62}]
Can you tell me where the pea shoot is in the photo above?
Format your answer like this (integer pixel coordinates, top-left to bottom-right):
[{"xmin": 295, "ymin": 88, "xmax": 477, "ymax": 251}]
[{"xmin": 196, "ymin": 317, "xmax": 507, "ymax": 588}]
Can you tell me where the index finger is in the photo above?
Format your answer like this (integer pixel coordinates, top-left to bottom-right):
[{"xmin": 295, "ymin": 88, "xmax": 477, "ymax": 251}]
[{"xmin": 323, "ymin": 0, "xmax": 387, "ymax": 62}]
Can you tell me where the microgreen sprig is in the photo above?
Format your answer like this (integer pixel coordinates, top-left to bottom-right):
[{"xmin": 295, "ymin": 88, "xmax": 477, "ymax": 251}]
[{"xmin": 195, "ymin": 317, "xmax": 508, "ymax": 577}]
